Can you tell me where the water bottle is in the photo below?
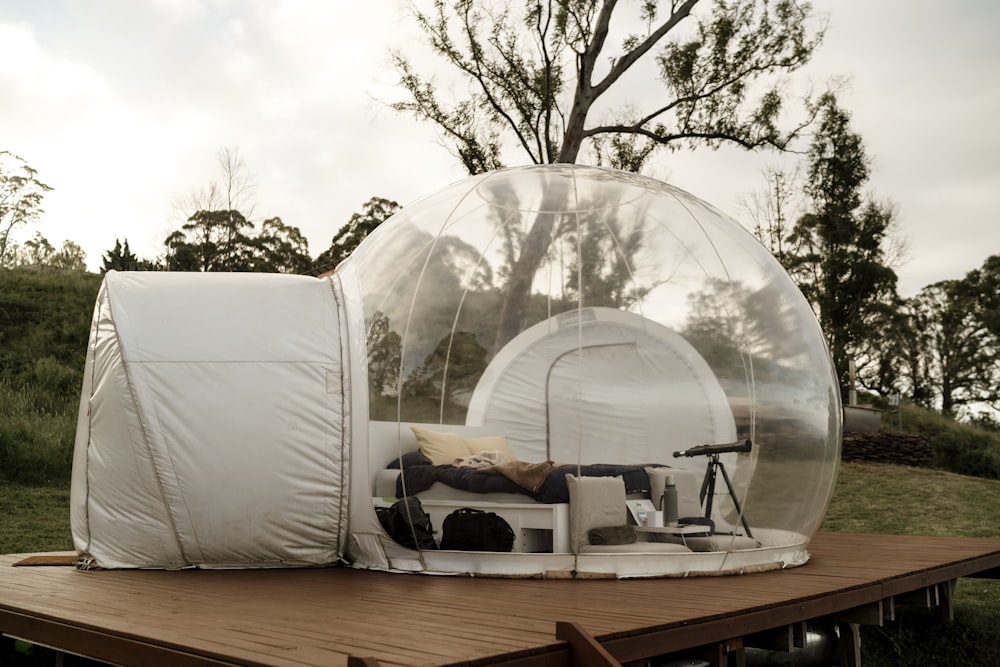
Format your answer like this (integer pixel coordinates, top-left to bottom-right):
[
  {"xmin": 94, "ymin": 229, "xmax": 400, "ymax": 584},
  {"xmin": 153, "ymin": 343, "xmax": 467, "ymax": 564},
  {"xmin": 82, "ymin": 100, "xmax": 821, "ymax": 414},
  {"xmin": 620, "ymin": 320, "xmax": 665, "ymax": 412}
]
[{"xmin": 661, "ymin": 474, "xmax": 679, "ymax": 526}]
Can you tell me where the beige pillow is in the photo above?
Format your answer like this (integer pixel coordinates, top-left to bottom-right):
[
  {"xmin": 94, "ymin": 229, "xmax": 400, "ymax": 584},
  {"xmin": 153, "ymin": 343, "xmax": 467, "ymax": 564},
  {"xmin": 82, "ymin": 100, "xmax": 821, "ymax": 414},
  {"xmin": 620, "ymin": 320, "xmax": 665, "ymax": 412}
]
[
  {"xmin": 411, "ymin": 427, "xmax": 469, "ymax": 465},
  {"xmin": 465, "ymin": 435, "xmax": 517, "ymax": 462}
]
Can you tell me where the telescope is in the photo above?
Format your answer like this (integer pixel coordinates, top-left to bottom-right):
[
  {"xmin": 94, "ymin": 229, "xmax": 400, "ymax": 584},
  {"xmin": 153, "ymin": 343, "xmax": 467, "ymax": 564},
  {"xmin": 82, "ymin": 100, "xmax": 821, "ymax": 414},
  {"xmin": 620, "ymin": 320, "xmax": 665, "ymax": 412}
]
[{"xmin": 673, "ymin": 439, "xmax": 752, "ymax": 458}]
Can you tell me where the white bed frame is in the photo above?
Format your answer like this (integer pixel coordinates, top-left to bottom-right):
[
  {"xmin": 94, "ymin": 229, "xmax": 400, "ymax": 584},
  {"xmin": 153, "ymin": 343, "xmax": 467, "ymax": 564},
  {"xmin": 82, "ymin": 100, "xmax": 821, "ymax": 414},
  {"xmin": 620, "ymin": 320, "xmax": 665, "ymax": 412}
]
[{"xmin": 368, "ymin": 420, "xmax": 570, "ymax": 553}]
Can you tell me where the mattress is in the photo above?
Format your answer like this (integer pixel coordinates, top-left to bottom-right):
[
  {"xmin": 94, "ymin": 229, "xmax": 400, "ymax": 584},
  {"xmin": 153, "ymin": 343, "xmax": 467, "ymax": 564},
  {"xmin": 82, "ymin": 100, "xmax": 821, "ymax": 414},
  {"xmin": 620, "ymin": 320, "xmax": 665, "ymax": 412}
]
[{"xmin": 373, "ymin": 469, "xmax": 536, "ymax": 503}]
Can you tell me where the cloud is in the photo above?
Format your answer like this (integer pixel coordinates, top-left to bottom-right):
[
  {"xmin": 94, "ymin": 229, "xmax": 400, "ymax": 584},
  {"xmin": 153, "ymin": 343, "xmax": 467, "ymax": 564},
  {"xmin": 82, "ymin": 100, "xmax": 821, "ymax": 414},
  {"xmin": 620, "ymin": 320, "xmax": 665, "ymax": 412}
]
[{"xmin": 1, "ymin": 0, "xmax": 997, "ymax": 294}]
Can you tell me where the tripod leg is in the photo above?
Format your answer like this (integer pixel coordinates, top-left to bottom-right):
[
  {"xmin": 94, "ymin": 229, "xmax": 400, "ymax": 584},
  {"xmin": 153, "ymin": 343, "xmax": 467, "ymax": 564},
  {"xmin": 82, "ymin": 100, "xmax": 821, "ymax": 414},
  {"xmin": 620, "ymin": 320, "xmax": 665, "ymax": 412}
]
[
  {"xmin": 717, "ymin": 461, "xmax": 753, "ymax": 539},
  {"xmin": 699, "ymin": 459, "xmax": 712, "ymax": 505},
  {"xmin": 702, "ymin": 457, "xmax": 718, "ymax": 524}
]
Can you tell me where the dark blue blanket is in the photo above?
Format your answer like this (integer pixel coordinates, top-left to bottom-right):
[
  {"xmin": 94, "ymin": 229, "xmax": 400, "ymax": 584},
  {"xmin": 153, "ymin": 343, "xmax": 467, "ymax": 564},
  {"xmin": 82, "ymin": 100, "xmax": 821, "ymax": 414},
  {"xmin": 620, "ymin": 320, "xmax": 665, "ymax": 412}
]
[{"xmin": 396, "ymin": 463, "xmax": 655, "ymax": 504}]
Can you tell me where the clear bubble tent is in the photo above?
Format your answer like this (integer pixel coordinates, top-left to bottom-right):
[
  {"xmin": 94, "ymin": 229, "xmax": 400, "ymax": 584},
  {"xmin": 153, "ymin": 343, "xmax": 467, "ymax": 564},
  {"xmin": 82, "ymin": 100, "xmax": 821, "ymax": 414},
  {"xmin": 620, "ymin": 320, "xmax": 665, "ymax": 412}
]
[
  {"xmin": 71, "ymin": 164, "xmax": 841, "ymax": 578},
  {"xmin": 337, "ymin": 164, "xmax": 842, "ymax": 577}
]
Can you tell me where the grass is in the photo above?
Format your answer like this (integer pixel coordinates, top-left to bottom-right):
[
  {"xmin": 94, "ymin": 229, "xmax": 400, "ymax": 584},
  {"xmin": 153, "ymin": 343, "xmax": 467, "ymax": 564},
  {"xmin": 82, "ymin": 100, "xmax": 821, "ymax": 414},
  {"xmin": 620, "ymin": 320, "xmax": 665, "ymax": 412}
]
[
  {"xmin": 821, "ymin": 462, "xmax": 1000, "ymax": 537},
  {"xmin": 0, "ymin": 484, "xmax": 72, "ymax": 554},
  {"xmin": 820, "ymin": 462, "xmax": 1000, "ymax": 666}
]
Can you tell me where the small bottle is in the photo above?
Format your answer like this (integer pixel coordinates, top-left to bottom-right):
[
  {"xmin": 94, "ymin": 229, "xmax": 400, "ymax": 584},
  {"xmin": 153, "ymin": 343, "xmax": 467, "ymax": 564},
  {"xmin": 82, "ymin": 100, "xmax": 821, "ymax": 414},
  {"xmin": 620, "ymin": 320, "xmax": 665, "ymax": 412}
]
[{"xmin": 661, "ymin": 474, "xmax": 679, "ymax": 526}]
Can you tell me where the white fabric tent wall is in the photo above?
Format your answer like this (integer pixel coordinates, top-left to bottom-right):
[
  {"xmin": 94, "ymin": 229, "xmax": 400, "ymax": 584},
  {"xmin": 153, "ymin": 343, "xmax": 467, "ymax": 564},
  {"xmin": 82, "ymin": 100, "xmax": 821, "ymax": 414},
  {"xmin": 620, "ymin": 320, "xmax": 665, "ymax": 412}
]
[
  {"xmin": 71, "ymin": 271, "xmax": 351, "ymax": 569},
  {"xmin": 466, "ymin": 308, "xmax": 737, "ymax": 465}
]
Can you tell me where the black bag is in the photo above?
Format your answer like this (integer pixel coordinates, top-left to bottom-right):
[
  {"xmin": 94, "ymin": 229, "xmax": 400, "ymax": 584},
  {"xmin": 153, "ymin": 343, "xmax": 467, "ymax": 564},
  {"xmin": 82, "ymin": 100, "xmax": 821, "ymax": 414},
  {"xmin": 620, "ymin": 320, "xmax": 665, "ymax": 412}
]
[
  {"xmin": 375, "ymin": 497, "xmax": 438, "ymax": 550},
  {"xmin": 440, "ymin": 507, "xmax": 516, "ymax": 552}
]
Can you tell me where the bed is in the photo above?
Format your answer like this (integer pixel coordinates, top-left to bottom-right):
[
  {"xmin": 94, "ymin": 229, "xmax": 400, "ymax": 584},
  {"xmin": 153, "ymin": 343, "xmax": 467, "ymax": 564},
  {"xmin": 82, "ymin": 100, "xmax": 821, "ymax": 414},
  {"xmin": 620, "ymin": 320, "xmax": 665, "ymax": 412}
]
[{"xmin": 368, "ymin": 421, "xmax": 707, "ymax": 553}]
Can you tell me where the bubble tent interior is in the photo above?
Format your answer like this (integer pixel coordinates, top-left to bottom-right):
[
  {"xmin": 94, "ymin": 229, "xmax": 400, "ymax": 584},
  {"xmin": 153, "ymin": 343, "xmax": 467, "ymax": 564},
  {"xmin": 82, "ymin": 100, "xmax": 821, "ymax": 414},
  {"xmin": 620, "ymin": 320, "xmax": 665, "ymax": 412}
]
[{"xmin": 340, "ymin": 163, "xmax": 842, "ymax": 578}]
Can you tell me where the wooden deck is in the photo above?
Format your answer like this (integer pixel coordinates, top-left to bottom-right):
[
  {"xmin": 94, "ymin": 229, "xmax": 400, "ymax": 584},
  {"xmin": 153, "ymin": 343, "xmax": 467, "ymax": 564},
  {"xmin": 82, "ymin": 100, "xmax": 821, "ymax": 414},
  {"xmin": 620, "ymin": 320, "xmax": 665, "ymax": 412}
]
[{"xmin": 2, "ymin": 532, "xmax": 999, "ymax": 666}]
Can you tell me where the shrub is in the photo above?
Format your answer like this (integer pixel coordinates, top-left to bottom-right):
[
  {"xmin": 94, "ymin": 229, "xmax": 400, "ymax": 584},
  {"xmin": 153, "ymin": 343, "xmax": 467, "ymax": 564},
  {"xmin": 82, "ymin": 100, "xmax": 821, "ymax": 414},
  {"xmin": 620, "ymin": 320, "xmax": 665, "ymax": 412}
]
[
  {"xmin": 0, "ymin": 269, "xmax": 96, "ymax": 485},
  {"xmin": 898, "ymin": 401, "xmax": 1000, "ymax": 480}
]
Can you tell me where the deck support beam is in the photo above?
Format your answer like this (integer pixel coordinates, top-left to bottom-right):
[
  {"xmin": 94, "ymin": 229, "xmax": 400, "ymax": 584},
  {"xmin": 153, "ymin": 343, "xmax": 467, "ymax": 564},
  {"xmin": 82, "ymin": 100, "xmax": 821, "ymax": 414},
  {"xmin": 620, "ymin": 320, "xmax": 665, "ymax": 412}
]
[
  {"xmin": 555, "ymin": 621, "xmax": 621, "ymax": 667},
  {"xmin": 823, "ymin": 598, "xmax": 893, "ymax": 667},
  {"xmin": 700, "ymin": 637, "xmax": 744, "ymax": 667},
  {"xmin": 745, "ymin": 622, "xmax": 807, "ymax": 652},
  {"xmin": 894, "ymin": 585, "xmax": 938, "ymax": 609},
  {"xmin": 937, "ymin": 579, "xmax": 956, "ymax": 624},
  {"xmin": 836, "ymin": 623, "xmax": 861, "ymax": 667}
]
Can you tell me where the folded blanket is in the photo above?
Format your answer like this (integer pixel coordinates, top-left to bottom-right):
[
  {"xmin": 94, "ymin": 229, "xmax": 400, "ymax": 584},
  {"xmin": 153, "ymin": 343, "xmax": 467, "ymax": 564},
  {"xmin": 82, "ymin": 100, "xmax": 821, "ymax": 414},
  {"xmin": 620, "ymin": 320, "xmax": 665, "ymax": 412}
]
[
  {"xmin": 477, "ymin": 459, "xmax": 555, "ymax": 492},
  {"xmin": 588, "ymin": 525, "xmax": 636, "ymax": 546},
  {"xmin": 453, "ymin": 451, "xmax": 510, "ymax": 468}
]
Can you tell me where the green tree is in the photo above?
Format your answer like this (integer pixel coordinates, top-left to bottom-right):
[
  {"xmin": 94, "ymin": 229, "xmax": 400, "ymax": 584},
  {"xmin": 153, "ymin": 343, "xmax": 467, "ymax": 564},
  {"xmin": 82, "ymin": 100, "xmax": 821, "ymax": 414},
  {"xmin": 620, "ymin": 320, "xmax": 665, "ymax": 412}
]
[
  {"xmin": 0, "ymin": 151, "xmax": 53, "ymax": 267},
  {"xmin": 902, "ymin": 255, "xmax": 1000, "ymax": 418},
  {"xmin": 252, "ymin": 217, "xmax": 312, "ymax": 273},
  {"xmin": 781, "ymin": 94, "xmax": 899, "ymax": 393},
  {"xmin": 314, "ymin": 197, "xmax": 401, "ymax": 272},
  {"xmin": 48, "ymin": 239, "xmax": 87, "ymax": 271},
  {"xmin": 101, "ymin": 238, "xmax": 142, "ymax": 272},
  {"xmin": 392, "ymin": 0, "xmax": 827, "ymax": 348},
  {"xmin": 166, "ymin": 208, "xmax": 256, "ymax": 272},
  {"xmin": 20, "ymin": 232, "xmax": 55, "ymax": 266},
  {"xmin": 9, "ymin": 232, "xmax": 86, "ymax": 271},
  {"xmin": 908, "ymin": 280, "xmax": 997, "ymax": 417},
  {"xmin": 165, "ymin": 147, "xmax": 264, "ymax": 272},
  {"xmin": 966, "ymin": 254, "xmax": 1000, "ymax": 343}
]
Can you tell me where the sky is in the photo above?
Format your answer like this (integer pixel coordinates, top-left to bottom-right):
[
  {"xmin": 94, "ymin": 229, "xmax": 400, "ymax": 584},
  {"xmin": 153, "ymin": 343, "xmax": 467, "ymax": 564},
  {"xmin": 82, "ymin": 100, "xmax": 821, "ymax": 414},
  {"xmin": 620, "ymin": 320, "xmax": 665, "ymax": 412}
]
[{"xmin": 2, "ymin": 0, "xmax": 998, "ymax": 297}]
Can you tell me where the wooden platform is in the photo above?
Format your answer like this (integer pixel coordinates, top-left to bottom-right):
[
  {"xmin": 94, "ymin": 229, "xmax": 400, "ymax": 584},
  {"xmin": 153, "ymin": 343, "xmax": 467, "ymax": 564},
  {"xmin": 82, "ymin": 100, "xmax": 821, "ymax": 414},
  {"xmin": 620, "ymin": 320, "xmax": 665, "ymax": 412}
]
[{"xmin": 2, "ymin": 533, "xmax": 1000, "ymax": 666}]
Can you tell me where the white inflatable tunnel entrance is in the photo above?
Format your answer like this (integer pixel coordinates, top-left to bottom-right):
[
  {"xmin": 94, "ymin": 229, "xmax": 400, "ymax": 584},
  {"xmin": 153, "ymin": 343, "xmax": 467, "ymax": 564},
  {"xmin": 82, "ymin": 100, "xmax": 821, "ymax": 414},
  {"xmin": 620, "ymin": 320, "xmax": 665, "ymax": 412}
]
[{"xmin": 71, "ymin": 271, "xmax": 351, "ymax": 569}]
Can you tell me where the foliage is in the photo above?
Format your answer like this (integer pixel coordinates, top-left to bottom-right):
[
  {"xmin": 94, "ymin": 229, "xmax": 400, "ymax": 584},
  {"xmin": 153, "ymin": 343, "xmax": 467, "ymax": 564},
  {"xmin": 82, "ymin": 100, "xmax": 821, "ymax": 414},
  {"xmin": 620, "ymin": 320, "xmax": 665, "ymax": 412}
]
[
  {"xmin": 394, "ymin": 0, "xmax": 829, "ymax": 348},
  {"xmin": 0, "ymin": 151, "xmax": 53, "ymax": 267},
  {"xmin": 165, "ymin": 208, "xmax": 257, "ymax": 271},
  {"xmin": 250, "ymin": 217, "xmax": 313, "ymax": 273},
  {"xmin": 906, "ymin": 278, "xmax": 998, "ymax": 416},
  {"xmin": 0, "ymin": 269, "xmax": 99, "ymax": 486},
  {"xmin": 888, "ymin": 401, "xmax": 1000, "ymax": 479},
  {"xmin": 6, "ymin": 232, "xmax": 87, "ymax": 271},
  {"xmin": 100, "ymin": 237, "xmax": 159, "ymax": 272},
  {"xmin": 780, "ymin": 94, "xmax": 899, "ymax": 394},
  {"xmin": 161, "ymin": 207, "xmax": 313, "ymax": 273},
  {"xmin": 314, "ymin": 197, "xmax": 401, "ymax": 272},
  {"xmin": 392, "ymin": 0, "xmax": 826, "ymax": 170},
  {"xmin": 161, "ymin": 146, "xmax": 314, "ymax": 273}
]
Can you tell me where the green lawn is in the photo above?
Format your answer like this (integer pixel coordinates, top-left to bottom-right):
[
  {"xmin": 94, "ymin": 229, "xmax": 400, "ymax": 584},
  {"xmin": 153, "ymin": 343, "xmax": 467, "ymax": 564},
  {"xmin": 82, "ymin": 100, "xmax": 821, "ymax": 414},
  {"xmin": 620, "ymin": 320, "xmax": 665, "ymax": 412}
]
[
  {"xmin": 820, "ymin": 462, "xmax": 1000, "ymax": 667},
  {"xmin": 0, "ymin": 484, "xmax": 72, "ymax": 554}
]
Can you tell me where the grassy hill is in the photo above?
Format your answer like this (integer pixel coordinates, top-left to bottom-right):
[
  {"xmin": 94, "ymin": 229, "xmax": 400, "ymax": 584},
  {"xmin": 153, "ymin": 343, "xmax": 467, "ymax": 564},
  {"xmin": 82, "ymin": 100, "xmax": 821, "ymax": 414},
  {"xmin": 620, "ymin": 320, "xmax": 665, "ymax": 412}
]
[{"xmin": 0, "ymin": 268, "xmax": 100, "ymax": 485}]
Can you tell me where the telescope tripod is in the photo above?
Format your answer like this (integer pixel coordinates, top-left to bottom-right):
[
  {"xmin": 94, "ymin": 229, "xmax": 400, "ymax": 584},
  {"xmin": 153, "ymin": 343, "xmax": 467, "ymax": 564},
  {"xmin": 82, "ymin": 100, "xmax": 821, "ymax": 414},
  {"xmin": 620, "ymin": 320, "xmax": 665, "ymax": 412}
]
[{"xmin": 699, "ymin": 453, "xmax": 754, "ymax": 539}]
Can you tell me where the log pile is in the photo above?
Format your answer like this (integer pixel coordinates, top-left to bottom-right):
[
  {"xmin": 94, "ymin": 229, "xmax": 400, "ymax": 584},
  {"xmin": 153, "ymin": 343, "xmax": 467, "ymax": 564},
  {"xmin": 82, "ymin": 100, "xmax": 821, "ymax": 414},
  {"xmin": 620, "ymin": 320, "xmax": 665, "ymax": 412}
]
[{"xmin": 841, "ymin": 431, "xmax": 934, "ymax": 468}]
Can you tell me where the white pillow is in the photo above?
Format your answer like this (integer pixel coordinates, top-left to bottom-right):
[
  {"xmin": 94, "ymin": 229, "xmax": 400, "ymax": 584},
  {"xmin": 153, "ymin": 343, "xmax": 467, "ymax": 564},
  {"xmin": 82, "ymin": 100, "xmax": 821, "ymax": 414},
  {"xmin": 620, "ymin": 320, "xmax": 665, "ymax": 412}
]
[{"xmin": 410, "ymin": 427, "xmax": 469, "ymax": 465}]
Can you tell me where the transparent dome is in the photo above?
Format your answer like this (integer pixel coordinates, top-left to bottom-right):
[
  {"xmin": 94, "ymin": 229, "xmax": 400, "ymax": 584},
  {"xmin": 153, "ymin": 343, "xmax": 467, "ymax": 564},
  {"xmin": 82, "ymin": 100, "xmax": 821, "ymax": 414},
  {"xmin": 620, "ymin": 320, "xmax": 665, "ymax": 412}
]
[{"xmin": 342, "ymin": 164, "xmax": 841, "ymax": 578}]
